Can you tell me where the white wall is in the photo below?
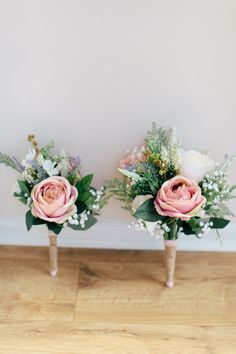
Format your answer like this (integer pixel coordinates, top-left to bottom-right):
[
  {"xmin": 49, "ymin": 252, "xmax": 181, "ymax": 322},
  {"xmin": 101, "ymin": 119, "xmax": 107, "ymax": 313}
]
[{"xmin": 0, "ymin": 0, "xmax": 235, "ymax": 249}]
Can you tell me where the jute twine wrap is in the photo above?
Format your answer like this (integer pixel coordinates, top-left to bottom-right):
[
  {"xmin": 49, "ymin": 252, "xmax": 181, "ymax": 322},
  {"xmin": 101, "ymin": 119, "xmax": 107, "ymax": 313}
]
[
  {"xmin": 164, "ymin": 240, "xmax": 177, "ymax": 288},
  {"xmin": 48, "ymin": 231, "xmax": 58, "ymax": 277}
]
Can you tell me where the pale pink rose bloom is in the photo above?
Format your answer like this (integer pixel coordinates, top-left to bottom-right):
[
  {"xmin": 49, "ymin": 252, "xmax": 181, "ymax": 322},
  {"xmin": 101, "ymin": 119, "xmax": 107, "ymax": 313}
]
[
  {"xmin": 155, "ymin": 176, "xmax": 205, "ymax": 221},
  {"xmin": 31, "ymin": 176, "xmax": 78, "ymax": 224},
  {"xmin": 119, "ymin": 146, "xmax": 147, "ymax": 168}
]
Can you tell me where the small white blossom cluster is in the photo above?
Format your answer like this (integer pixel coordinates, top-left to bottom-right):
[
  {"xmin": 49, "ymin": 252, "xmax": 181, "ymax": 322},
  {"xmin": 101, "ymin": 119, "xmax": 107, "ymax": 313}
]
[
  {"xmin": 63, "ymin": 186, "xmax": 105, "ymax": 229},
  {"xmin": 66, "ymin": 210, "xmax": 91, "ymax": 228},
  {"xmin": 22, "ymin": 167, "xmax": 37, "ymax": 184},
  {"xmin": 202, "ymin": 168, "xmax": 231, "ymax": 207},
  {"xmin": 128, "ymin": 219, "xmax": 176, "ymax": 239},
  {"xmin": 177, "ymin": 220, "xmax": 213, "ymax": 239},
  {"xmin": 128, "ymin": 218, "xmax": 146, "ymax": 232},
  {"xmin": 67, "ymin": 213, "xmax": 79, "ymax": 226},
  {"xmin": 129, "ymin": 218, "xmax": 214, "ymax": 240},
  {"xmin": 196, "ymin": 220, "xmax": 213, "ymax": 238},
  {"xmin": 90, "ymin": 186, "xmax": 105, "ymax": 210}
]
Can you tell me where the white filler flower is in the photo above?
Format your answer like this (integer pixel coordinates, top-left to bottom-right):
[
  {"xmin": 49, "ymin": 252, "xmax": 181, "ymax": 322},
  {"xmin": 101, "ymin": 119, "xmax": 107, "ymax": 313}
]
[
  {"xmin": 42, "ymin": 160, "xmax": 59, "ymax": 176},
  {"xmin": 21, "ymin": 149, "xmax": 36, "ymax": 167},
  {"xmin": 179, "ymin": 149, "xmax": 215, "ymax": 183}
]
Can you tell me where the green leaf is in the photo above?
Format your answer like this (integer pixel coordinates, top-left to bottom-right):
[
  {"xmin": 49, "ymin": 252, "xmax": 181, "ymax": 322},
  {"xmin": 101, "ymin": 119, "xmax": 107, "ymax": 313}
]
[
  {"xmin": 76, "ymin": 201, "xmax": 87, "ymax": 214},
  {"xmin": 25, "ymin": 211, "xmax": 34, "ymax": 231},
  {"xmin": 67, "ymin": 173, "xmax": 78, "ymax": 186},
  {"xmin": 188, "ymin": 218, "xmax": 198, "ymax": 231},
  {"xmin": 77, "ymin": 191, "xmax": 93, "ymax": 204},
  {"xmin": 47, "ymin": 222, "xmax": 63, "ymax": 235},
  {"xmin": 168, "ymin": 221, "xmax": 178, "ymax": 240},
  {"xmin": 69, "ymin": 215, "xmax": 97, "ymax": 231},
  {"xmin": 229, "ymin": 184, "xmax": 236, "ymax": 193},
  {"xmin": 33, "ymin": 218, "xmax": 46, "ymax": 226},
  {"xmin": 149, "ymin": 181, "xmax": 158, "ymax": 195},
  {"xmin": 209, "ymin": 218, "xmax": 230, "ymax": 229},
  {"xmin": 181, "ymin": 222, "xmax": 195, "ymax": 235},
  {"xmin": 134, "ymin": 198, "xmax": 163, "ymax": 222},
  {"xmin": 19, "ymin": 197, "xmax": 27, "ymax": 205},
  {"xmin": 25, "ymin": 211, "xmax": 46, "ymax": 231},
  {"xmin": 18, "ymin": 180, "xmax": 30, "ymax": 195},
  {"xmin": 76, "ymin": 174, "xmax": 93, "ymax": 192}
]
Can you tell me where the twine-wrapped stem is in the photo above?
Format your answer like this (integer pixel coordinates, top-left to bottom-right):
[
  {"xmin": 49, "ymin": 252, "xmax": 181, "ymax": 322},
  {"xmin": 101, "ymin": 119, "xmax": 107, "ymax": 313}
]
[
  {"xmin": 48, "ymin": 230, "xmax": 58, "ymax": 277},
  {"xmin": 164, "ymin": 240, "xmax": 177, "ymax": 288}
]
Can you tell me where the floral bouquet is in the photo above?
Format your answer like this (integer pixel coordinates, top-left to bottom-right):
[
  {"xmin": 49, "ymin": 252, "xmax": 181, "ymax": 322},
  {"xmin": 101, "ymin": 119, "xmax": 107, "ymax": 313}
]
[
  {"xmin": 108, "ymin": 124, "xmax": 235, "ymax": 287},
  {"xmin": 0, "ymin": 135, "xmax": 106, "ymax": 276}
]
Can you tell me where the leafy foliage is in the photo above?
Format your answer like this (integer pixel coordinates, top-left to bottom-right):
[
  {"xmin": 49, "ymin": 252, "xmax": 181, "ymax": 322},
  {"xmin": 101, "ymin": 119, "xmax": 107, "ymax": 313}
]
[
  {"xmin": 106, "ymin": 178, "xmax": 133, "ymax": 212},
  {"xmin": 145, "ymin": 124, "xmax": 168, "ymax": 154}
]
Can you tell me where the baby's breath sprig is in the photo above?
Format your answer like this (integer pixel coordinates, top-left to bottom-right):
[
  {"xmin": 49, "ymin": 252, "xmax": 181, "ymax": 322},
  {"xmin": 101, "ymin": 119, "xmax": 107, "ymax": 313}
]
[{"xmin": 201, "ymin": 156, "xmax": 236, "ymax": 219}]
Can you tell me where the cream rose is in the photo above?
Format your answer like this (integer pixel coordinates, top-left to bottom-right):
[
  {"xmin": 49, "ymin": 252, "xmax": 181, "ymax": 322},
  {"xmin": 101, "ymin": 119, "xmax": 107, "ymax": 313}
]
[
  {"xmin": 179, "ymin": 149, "xmax": 214, "ymax": 183},
  {"xmin": 31, "ymin": 176, "xmax": 78, "ymax": 224}
]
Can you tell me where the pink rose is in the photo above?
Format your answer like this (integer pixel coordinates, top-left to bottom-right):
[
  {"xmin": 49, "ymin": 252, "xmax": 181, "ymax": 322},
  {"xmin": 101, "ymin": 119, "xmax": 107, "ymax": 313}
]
[
  {"xmin": 119, "ymin": 146, "xmax": 147, "ymax": 168},
  {"xmin": 31, "ymin": 176, "xmax": 78, "ymax": 224},
  {"xmin": 155, "ymin": 176, "xmax": 205, "ymax": 221}
]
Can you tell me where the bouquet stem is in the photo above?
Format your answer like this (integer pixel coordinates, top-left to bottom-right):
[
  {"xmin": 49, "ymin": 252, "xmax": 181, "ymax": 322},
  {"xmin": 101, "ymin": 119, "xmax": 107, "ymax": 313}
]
[
  {"xmin": 48, "ymin": 230, "xmax": 58, "ymax": 277},
  {"xmin": 164, "ymin": 240, "xmax": 177, "ymax": 288}
]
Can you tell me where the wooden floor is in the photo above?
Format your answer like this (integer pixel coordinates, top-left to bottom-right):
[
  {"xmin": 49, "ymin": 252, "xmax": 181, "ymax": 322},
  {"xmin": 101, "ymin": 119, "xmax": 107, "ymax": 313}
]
[{"xmin": 0, "ymin": 247, "xmax": 235, "ymax": 354}]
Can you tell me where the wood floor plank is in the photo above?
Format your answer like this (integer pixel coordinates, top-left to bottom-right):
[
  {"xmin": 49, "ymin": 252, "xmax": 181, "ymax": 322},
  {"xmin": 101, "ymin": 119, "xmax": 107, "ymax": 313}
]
[
  {"xmin": 0, "ymin": 259, "xmax": 79, "ymax": 321},
  {"xmin": 0, "ymin": 245, "xmax": 163, "ymax": 263},
  {"xmin": 2, "ymin": 245, "xmax": 235, "ymax": 264},
  {"xmin": 71, "ymin": 323, "xmax": 236, "ymax": 354},
  {"xmin": 0, "ymin": 321, "xmax": 235, "ymax": 354},
  {"xmin": 0, "ymin": 321, "xmax": 149, "ymax": 354},
  {"xmin": 75, "ymin": 258, "xmax": 236, "ymax": 325},
  {"xmin": 0, "ymin": 246, "xmax": 236, "ymax": 353}
]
